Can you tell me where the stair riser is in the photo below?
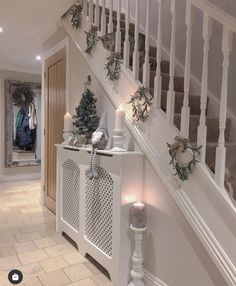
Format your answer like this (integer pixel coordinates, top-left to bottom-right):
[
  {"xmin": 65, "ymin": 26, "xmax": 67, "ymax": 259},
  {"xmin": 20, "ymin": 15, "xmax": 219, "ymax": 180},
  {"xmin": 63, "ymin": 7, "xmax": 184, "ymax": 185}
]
[
  {"xmin": 141, "ymin": 71, "xmax": 184, "ymax": 92},
  {"xmin": 174, "ymin": 116, "xmax": 231, "ymax": 142},
  {"xmin": 160, "ymin": 91, "xmax": 202, "ymax": 115}
]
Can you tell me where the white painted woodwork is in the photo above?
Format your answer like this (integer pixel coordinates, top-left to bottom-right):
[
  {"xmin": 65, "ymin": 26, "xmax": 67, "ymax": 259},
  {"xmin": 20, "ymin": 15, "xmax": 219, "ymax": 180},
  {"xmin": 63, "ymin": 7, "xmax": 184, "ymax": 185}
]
[
  {"xmin": 56, "ymin": 146, "xmax": 143, "ymax": 286},
  {"xmin": 197, "ymin": 13, "xmax": 212, "ymax": 165},
  {"xmin": 166, "ymin": 0, "xmax": 176, "ymax": 124},
  {"xmin": 89, "ymin": 0, "xmax": 93, "ymax": 22},
  {"xmin": 154, "ymin": 0, "xmax": 163, "ymax": 109},
  {"xmin": 62, "ymin": 14, "xmax": 236, "ymax": 285},
  {"xmin": 108, "ymin": 0, "xmax": 114, "ymax": 33},
  {"xmin": 132, "ymin": 0, "xmax": 140, "ymax": 80},
  {"xmin": 101, "ymin": 0, "xmax": 106, "ymax": 35},
  {"xmin": 142, "ymin": 0, "xmax": 151, "ymax": 88},
  {"xmin": 123, "ymin": 0, "xmax": 130, "ymax": 68},
  {"xmin": 115, "ymin": 0, "xmax": 121, "ymax": 52},
  {"xmin": 180, "ymin": 2, "xmax": 192, "ymax": 138},
  {"xmin": 215, "ymin": 26, "xmax": 233, "ymax": 190},
  {"xmin": 94, "ymin": 0, "xmax": 99, "ymax": 27},
  {"xmin": 83, "ymin": 0, "xmax": 87, "ymax": 17}
]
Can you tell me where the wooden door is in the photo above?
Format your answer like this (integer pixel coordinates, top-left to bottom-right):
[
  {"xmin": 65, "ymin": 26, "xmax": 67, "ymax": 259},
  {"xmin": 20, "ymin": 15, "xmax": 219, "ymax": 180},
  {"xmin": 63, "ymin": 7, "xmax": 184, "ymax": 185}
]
[{"xmin": 44, "ymin": 48, "xmax": 66, "ymax": 213}]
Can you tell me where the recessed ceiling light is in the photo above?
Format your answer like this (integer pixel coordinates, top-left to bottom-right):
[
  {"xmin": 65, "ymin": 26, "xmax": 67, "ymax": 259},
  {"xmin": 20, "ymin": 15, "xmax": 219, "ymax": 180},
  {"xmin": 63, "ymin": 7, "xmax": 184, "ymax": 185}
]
[
  {"xmin": 36, "ymin": 55, "xmax": 41, "ymax": 61},
  {"xmin": 0, "ymin": 27, "xmax": 3, "ymax": 33}
]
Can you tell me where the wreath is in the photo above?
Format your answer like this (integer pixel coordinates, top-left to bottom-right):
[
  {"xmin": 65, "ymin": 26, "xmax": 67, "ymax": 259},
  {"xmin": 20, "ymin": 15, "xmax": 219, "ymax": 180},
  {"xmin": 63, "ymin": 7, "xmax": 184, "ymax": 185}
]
[
  {"xmin": 85, "ymin": 25, "xmax": 98, "ymax": 55},
  {"xmin": 167, "ymin": 136, "xmax": 202, "ymax": 181},
  {"xmin": 12, "ymin": 86, "xmax": 35, "ymax": 107},
  {"xmin": 105, "ymin": 52, "xmax": 122, "ymax": 81},
  {"xmin": 128, "ymin": 86, "xmax": 153, "ymax": 123},
  {"xmin": 70, "ymin": 2, "xmax": 83, "ymax": 30}
]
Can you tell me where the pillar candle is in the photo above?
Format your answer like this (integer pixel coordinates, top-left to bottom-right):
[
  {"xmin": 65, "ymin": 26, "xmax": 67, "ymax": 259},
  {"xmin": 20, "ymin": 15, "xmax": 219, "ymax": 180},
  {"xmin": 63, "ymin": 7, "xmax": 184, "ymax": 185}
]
[
  {"xmin": 115, "ymin": 105, "xmax": 125, "ymax": 131},
  {"xmin": 132, "ymin": 202, "xmax": 146, "ymax": 228},
  {"xmin": 64, "ymin": 112, "xmax": 72, "ymax": 131}
]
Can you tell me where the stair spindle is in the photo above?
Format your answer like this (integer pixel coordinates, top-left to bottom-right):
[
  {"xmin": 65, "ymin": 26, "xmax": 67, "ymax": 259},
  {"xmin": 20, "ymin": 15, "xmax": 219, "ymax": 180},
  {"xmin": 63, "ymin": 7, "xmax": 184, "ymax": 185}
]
[
  {"xmin": 166, "ymin": 0, "xmax": 176, "ymax": 124},
  {"xmin": 154, "ymin": 0, "xmax": 163, "ymax": 108},
  {"xmin": 83, "ymin": 0, "xmax": 88, "ymax": 17},
  {"xmin": 101, "ymin": 0, "xmax": 106, "ymax": 35},
  {"xmin": 123, "ymin": 0, "xmax": 130, "ymax": 68},
  {"xmin": 215, "ymin": 26, "xmax": 233, "ymax": 190},
  {"xmin": 197, "ymin": 13, "xmax": 212, "ymax": 165},
  {"xmin": 108, "ymin": 0, "xmax": 114, "ymax": 33},
  {"xmin": 95, "ymin": 0, "xmax": 99, "ymax": 28},
  {"xmin": 180, "ymin": 2, "xmax": 192, "ymax": 138},
  {"xmin": 143, "ymin": 0, "xmax": 151, "ymax": 88},
  {"xmin": 89, "ymin": 0, "xmax": 93, "ymax": 22},
  {"xmin": 115, "ymin": 0, "xmax": 121, "ymax": 52},
  {"xmin": 132, "ymin": 0, "xmax": 140, "ymax": 81}
]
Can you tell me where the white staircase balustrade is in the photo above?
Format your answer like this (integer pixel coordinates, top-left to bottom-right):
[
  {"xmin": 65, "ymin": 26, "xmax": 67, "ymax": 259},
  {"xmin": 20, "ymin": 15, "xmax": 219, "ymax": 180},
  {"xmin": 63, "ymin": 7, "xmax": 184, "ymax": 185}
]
[
  {"xmin": 89, "ymin": 0, "xmax": 93, "ymax": 23},
  {"xmin": 142, "ymin": 0, "xmax": 151, "ymax": 88},
  {"xmin": 132, "ymin": 0, "xmax": 140, "ymax": 81},
  {"xmin": 94, "ymin": 0, "xmax": 99, "ymax": 27},
  {"xmin": 154, "ymin": 0, "xmax": 163, "ymax": 109},
  {"xmin": 108, "ymin": 0, "xmax": 114, "ymax": 33},
  {"xmin": 83, "ymin": 0, "xmax": 87, "ymax": 17},
  {"xmin": 197, "ymin": 13, "xmax": 212, "ymax": 165},
  {"xmin": 67, "ymin": 0, "xmax": 236, "ymax": 215},
  {"xmin": 166, "ymin": 0, "xmax": 176, "ymax": 124},
  {"xmin": 180, "ymin": 1, "xmax": 192, "ymax": 138},
  {"xmin": 115, "ymin": 0, "xmax": 121, "ymax": 52},
  {"xmin": 123, "ymin": 0, "xmax": 130, "ymax": 68},
  {"xmin": 101, "ymin": 0, "xmax": 106, "ymax": 35},
  {"xmin": 215, "ymin": 26, "xmax": 233, "ymax": 190}
]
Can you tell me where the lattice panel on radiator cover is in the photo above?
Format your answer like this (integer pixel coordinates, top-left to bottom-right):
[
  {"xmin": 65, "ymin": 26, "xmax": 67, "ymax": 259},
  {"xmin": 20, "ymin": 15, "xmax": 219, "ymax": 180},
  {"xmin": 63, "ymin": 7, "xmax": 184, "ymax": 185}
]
[
  {"xmin": 85, "ymin": 166, "xmax": 114, "ymax": 257},
  {"xmin": 62, "ymin": 159, "xmax": 80, "ymax": 232}
]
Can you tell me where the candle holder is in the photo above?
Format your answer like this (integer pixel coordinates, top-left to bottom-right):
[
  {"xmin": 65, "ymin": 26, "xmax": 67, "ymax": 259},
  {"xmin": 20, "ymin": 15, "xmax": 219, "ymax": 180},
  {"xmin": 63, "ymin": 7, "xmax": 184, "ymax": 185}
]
[
  {"xmin": 62, "ymin": 130, "xmax": 71, "ymax": 145},
  {"xmin": 128, "ymin": 224, "xmax": 147, "ymax": 286},
  {"xmin": 111, "ymin": 129, "xmax": 126, "ymax": 152}
]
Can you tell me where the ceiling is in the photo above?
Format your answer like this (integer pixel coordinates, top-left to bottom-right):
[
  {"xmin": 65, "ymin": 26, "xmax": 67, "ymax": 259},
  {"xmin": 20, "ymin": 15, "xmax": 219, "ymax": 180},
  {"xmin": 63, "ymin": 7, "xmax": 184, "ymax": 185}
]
[{"xmin": 0, "ymin": 0, "xmax": 74, "ymax": 74}]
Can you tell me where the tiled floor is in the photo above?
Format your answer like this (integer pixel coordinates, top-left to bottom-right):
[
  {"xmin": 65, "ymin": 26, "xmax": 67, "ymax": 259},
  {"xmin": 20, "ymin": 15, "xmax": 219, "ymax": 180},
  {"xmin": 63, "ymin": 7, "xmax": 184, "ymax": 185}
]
[{"xmin": 0, "ymin": 179, "xmax": 112, "ymax": 286}]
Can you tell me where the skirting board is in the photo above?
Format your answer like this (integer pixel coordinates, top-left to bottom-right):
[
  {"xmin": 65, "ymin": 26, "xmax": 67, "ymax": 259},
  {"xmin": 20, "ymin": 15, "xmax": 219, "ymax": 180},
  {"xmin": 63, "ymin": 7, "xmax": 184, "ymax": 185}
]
[{"xmin": 144, "ymin": 269, "xmax": 169, "ymax": 286}]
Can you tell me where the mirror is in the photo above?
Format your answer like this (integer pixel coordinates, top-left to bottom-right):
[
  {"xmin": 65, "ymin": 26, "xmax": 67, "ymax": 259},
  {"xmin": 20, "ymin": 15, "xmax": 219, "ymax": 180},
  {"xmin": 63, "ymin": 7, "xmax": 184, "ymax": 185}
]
[{"xmin": 5, "ymin": 80, "xmax": 41, "ymax": 167}]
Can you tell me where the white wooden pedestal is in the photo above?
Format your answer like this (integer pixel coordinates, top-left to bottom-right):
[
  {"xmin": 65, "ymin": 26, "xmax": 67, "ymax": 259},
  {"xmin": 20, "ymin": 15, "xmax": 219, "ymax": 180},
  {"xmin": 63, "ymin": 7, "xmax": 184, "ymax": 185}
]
[{"xmin": 56, "ymin": 145, "xmax": 143, "ymax": 286}]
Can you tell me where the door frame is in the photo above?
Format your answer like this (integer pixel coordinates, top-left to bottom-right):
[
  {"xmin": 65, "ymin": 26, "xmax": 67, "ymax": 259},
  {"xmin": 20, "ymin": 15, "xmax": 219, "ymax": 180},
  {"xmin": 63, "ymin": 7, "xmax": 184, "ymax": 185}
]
[{"xmin": 41, "ymin": 37, "xmax": 70, "ymax": 206}]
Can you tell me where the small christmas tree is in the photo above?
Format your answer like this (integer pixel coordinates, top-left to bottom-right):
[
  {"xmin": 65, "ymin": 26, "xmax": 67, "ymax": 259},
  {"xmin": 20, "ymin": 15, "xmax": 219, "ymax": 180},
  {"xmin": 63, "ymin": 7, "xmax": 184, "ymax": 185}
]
[{"xmin": 73, "ymin": 76, "xmax": 100, "ymax": 138}]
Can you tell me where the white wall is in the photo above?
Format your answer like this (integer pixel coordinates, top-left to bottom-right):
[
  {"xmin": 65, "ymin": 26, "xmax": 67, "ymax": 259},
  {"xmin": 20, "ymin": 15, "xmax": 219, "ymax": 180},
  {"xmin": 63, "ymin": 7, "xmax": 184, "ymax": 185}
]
[
  {"xmin": 42, "ymin": 27, "xmax": 228, "ymax": 286},
  {"xmin": 0, "ymin": 69, "xmax": 41, "ymax": 176}
]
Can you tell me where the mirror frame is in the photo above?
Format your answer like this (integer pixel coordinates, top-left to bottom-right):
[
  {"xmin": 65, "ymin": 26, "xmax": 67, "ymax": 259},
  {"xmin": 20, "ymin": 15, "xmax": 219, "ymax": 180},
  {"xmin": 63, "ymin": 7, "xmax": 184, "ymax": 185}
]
[{"xmin": 5, "ymin": 79, "xmax": 41, "ymax": 168}]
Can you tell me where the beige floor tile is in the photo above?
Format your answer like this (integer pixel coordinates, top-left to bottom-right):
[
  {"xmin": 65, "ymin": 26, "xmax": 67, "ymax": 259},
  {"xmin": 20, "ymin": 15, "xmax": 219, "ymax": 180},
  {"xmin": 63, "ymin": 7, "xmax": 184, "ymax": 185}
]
[
  {"xmin": 44, "ymin": 244, "xmax": 75, "ymax": 257},
  {"xmin": 63, "ymin": 252, "xmax": 86, "ymax": 266},
  {"xmin": 18, "ymin": 249, "xmax": 49, "ymax": 265},
  {"xmin": 38, "ymin": 269, "xmax": 71, "ymax": 286},
  {"xmin": 14, "ymin": 241, "xmax": 37, "ymax": 254},
  {"xmin": 15, "ymin": 231, "xmax": 42, "ymax": 243},
  {"xmin": 67, "ymin": 278, "xmax": 97, "ymax": 286},
  {"xmin": 19, "ymin": 262, "xmax": 45, "ymax": 277},
  {"xmin": 0, "ymin": 244, "xmax": 16, "ymax": 257},
  {"xmin": 0, "ymin": 270, "xmax": 11, "ymax": 286},
  {"xmin": 63, "ymin": 264, "xmax": 93, "ymax": 282},
  {"xmin": 39, "ymin": 256, "xmax": 68, "ymax": 273},
  {"xmin": 34, "ymin": 237, "xmax": 56, "ymax": 249},
  {"xmin": 91, "ymin": 273, "xmax": 112, "ymax": 286},
  {"xmin": 22, "ymin": 277, "xmax": 42, "ymax": 286},
  {"xmin": 0, "ymin": 255, "xmax": 22, "ymax": 271},
  {"xmin": 51, "ymin": 233, "xmax": 68, "ymax": 244}
]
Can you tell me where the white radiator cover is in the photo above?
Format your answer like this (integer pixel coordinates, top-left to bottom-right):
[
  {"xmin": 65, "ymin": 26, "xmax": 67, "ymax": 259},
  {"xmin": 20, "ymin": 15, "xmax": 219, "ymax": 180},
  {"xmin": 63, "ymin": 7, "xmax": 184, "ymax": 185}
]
[{"xmin": 56, "ymin": 145, "xmax": 143, "ymax": 286}]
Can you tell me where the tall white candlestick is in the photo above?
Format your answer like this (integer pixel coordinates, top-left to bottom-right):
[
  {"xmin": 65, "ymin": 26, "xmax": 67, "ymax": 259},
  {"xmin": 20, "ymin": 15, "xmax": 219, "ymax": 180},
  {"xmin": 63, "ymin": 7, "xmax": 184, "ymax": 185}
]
[
  {"xmin": 64, "ymin": 112, "xmax": 72, "ymax": 131},
  {"xmin": 115, "ymin": 105, "xmax": 125, "ymax": 131}
]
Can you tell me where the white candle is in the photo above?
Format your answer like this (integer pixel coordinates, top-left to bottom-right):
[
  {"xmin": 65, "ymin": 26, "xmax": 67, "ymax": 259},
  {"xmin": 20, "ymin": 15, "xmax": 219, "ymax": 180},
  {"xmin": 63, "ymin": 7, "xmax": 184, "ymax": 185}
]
[
  {"xmin": 115, "ymin": 105, "xmax": 125, "ymax": 131},
  {"xmin": 64, "ymin": 112, "xmax": 72, "ymax": 131},
  {"xmin": 132, "ymin": 202, "xmax": 146, "ymax": 228}
]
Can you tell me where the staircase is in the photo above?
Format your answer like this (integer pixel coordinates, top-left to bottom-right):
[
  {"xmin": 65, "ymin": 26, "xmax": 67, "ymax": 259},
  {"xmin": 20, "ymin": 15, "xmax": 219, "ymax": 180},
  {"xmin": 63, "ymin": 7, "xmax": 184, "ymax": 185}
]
[
  {"xmin": 69, "ymin": 1, "xmax": 236, "ymax": 203},
  {"xmin": 61, "ymin": 1, "xmax": 236, "ymax": 284}
]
